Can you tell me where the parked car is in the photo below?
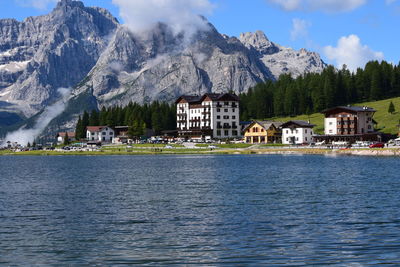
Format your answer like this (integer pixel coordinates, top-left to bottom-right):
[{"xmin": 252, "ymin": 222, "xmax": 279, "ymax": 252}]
[{"xmin": 369, "ymin": 142, "xmax": 385, "ymax": 148}]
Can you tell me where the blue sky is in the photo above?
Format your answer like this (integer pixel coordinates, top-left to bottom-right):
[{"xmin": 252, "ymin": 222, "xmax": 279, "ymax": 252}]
[{"xmin": 1, "ymin": 0, "xmax": 399, "ymax": 70}]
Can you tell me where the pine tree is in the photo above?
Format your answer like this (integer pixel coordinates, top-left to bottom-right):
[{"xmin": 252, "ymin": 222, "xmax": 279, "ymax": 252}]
[
  {"xmin": 63, "ymin": 133, "xmax": 70, "ymax": 146},
  {"xmin": 388, "ymin": 101, "xmax": 396, "ymax": 114},
  {"xmin": 89, "ymin": 110, "xmax": 100, "ymax": 126}
]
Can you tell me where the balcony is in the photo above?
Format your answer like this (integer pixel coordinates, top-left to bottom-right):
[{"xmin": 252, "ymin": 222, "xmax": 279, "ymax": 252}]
[
  {"xmin": 223, "ymin": 124, "xmax": 231, "ymax": 129},
  {"xmin": 232, "ymin": 104, "xmax": 238, "ymax": 108}
]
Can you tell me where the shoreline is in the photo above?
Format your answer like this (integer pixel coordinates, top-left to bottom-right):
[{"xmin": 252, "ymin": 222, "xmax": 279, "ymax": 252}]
[{"xmin": 2, "ymin": 147, "xmax": 400, "ymax": 157}]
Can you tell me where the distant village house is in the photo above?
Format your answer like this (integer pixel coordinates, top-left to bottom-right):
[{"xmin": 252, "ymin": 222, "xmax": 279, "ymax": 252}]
[
  {"xmin": 281, "ymin": 120, "xmax": 315, "ymax": 145},
  {"xmin": 243, "ymin": 121, "xmax": 283, "ymax": 144},
  {"xmin": 86, "ymin": 126, "xmax": 114, "ymax": 142},
  {"xmin": 57, "ymin": 132, "xmax": 75, "ymax": 144}
]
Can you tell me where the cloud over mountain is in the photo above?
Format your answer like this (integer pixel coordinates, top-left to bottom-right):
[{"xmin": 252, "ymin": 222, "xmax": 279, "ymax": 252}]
[
  {"xmin": 111, "ymin": 0, "xmax": 214, "ymax": 40},
  {"xmin": 324, "ymin": 34, "xmax": 384, "ymax": 71}
]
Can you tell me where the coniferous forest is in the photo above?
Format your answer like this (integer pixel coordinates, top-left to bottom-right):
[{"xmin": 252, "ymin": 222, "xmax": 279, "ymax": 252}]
[{"xmin": 240, "ymin": 60, "xmax": 400, "ymax": 120}]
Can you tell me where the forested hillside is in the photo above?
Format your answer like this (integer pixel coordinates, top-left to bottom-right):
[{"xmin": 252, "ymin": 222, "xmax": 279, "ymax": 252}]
[{"xmin": 240, "ymin": 61, "xmax": 400, "ymax": 120}]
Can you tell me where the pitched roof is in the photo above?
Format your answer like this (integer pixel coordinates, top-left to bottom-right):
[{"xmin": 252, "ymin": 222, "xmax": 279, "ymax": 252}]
[
  {"xmin": 86, "ymin": 126, "xmax": 109, "ymax": 132},
  {"xmin": 281, "ymin": 120, "xmax": 315, "ymax": 128},
  {"xmin": 58, "ymin": 132, "xmax": 75, "ymax": 137},
  {"xmin": 176, "ymin": 93, "xmax": 239, "ymax": 104},
  {"xmin": 243, "ymin": 120, "xmax": 284, "ymax": 132},
  {"xmin": 322, "ymin": 106, "xmax": 376, "ymax": 114}
]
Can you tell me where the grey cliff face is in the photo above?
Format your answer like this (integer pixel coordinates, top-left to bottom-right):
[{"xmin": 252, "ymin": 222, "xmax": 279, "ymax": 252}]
[
  {"xmin": 239, "ymin": 31, "xmax": 326, "ymax": 79},
  {"xmin": 73, "ymin": 23, "xmax": 272, "ymax": 108},
  {"xmin": 0, "ymin": 0, "xmax": 118, "ymax": 116}
]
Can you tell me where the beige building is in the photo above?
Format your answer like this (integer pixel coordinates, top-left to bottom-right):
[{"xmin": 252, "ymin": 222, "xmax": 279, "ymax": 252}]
[{"xmin": 243, "ymin": 121, "xmax": 283, "ymax": 144}]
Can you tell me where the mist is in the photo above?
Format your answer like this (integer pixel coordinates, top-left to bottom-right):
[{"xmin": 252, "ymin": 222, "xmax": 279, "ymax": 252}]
[
  {"xmin": 2, "ymin": 87, "xmax": 71, "ymax": 146},
  {"xmin": 112, "ymin": 0, "xmax": 214, "ymax": 43}
]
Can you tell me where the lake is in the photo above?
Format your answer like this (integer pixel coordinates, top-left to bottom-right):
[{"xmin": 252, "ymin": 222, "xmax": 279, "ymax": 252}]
[{"xmin": 1, "ymin": 154, "xmax": 400, "ymax": 265}]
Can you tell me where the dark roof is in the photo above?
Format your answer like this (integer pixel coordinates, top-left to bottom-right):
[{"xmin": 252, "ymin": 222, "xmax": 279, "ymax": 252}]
[
  {"xmin": 176, "ymin": 93, "xmax": 239, "ymax": 104},
  {"xmin": 281, "ymin": 120, "xmax": 315, "ymax": 128},
  {"xmin": 243, "ymin": 120, "xmax": 284, "ymax": 132},
  {"xmin": 322, "ymin": 106, "xmax": 376, "ymax": 114}
]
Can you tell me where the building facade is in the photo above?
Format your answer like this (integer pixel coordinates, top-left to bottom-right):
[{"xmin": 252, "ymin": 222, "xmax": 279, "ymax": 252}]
[
  {"xmin": 281, "ymin": 120, "xmax": 315, "ymax": 145},
  {"xmin": 315, "ymin": 106, "xmax": 380, "ymax": 143},
  {"xmin": 86, "ymin": 126, "xmax": 115, "ymax": 142},
  {"xmin": 243, "ymin": 121, "xmax": 283, "ymax": 144},
  {"xmin": 176, "ymin": 93, "xmax": 240, "ymax": 140}
]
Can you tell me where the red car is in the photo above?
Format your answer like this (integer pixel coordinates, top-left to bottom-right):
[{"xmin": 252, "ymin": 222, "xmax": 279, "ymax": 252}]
[{"xmin": 369, "ymin": 142, "xmax": 385, "ymax": 148}]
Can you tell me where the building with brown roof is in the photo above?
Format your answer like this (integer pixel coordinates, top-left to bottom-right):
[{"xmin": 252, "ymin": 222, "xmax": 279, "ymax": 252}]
[
  {"xmin": 86, "ymin": 126, "xmax": 115, "ymax": 143},
  {"xmin": 57, "ymin": 132, "xmax": 76, "ymax": 144}
]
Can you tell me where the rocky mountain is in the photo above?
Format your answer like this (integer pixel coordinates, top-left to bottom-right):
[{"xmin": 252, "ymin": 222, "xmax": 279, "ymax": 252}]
[
  {"xmin": 239, "ymin": 31, "xmax": 326, "ymax": 79},
  {"xmin": 0, "ymin": 0, "xmax": 118, "ymax": 118},
  {"xmin": 0, "ymin": 0, "xmax": 326, "ymax": 132},
  {"xmin": 72, "ymin": 23, "xmax": 272, "ymax": 109}
]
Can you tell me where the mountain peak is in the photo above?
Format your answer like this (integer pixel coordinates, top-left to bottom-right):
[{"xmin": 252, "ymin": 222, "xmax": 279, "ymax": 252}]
[
  {"xmin": 239, "ymin": 30, "xmax": 279, "ymax": 56},
  {"xmin": 56, "ymin": 0, "xmax": 84, "ymax": 8}
]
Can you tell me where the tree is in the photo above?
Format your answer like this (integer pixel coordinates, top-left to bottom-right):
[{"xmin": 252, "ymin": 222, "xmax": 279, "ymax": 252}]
[
  {"xmin": 388, "ymin": 101, "xmax": 396, "ymax": 114},
  {"xmin": 63, "ymin": 133, "xmax": 70, "ymax": 146}
]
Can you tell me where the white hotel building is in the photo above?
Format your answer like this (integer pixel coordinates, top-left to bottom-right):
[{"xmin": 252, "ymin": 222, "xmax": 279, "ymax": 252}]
[{"xmin": 176, "ymin": 93, "xmax": 240, "ymax": 140}]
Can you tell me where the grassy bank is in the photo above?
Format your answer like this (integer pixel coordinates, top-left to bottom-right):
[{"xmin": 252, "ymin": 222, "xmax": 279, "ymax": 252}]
[{"xmin": 2, "ymin": 147, "xmax": 400, "ymax": 156}]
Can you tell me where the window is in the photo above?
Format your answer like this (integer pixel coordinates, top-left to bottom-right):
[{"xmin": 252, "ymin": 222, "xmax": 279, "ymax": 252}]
[
  {"xmin": 286, "ymin": 130, "xmax": 289, "ymax": 134},
  {"xmin": 232, "ymin": 130, "xmax": 238, "ymax": 136},
  {"xmin": 110, "ymin": 132, "xmax": 113, "ymax": 135},
  {"xmin": 217, "ymin": 108, "xmax": 220, "ymax": 112},
  {"xmin": 296, "ymin": 137, "xmax": 299, "ymax": 141},
  {"xmin": 217, "ymin": 115, "xmax": 221, "ymax": 119},
  {"xmin": 368, "ymin": 125, "xmax": 371, "ymax": 129},
  {"xmin": 232, "ymin": 108, "xmax": 235, "ymax": 112},
  {"xmin": 224, "ymin": 102, "xmax": 229, "ymax": 106},
  {"xmin": 286, "ymin": 138, "xmax": 289, "ymax": 141},
  {"xmin": 232, "ymin": 115, "xmax": 236, "ymax": 119},
  {"xmin": 217, "ymin": 130, "xmax": 221, "ymax": 136},
  {"xmin": 296, "ymin": 130, "xmax": 298, "ymax": 134},
  {"xmin": 305, "ymin": 129, "xmax": 308, "ymax": 134},
  {"xmin": 329, "ymin": 130, "xmax": 333, "ymax": 133},
  {"xmin": 224, "ymin": 109, "xmax": 228, "ymax": 112},
  {"xmin": 329, "ymin": 122, "xmax": 333, "ymax": 125},
  {"xmin": 102, "ymin": 132, "xmax": 106, "ymax": 135},
  {"xmin": 224, "ymin": 130, "xmax": 229, "ymax": 136},
  {"xmin": 305, "ymin": 137, "xmax": 308, "ymax": 141},
  {"xmin": 223, "ymin": 115, "xmax": 229, "ymax": 119}
]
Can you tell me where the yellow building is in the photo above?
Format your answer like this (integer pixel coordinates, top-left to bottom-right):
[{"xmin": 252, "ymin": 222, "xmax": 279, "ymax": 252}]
[{"xmin": 243, "ymin": 121, "xmax": 283, "ymax": 144}]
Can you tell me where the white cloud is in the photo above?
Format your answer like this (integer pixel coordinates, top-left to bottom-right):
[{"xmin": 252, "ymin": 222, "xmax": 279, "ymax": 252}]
[
  {"xmin": 267, "ymin": 0, "xmax": 367, "ymax": 12},
  {"xmin": 111, "ymin": 0, "xmax": 214, "ymax": 41},
  {"xmin": 15, "ymin": 0, "xmax": 57, "ymax": 10},
  {"xmin": 290, "ymin": 18, "xmax": 311, "ymax": 40},
  {"xmin": 323, "ymin": 34, "xmax": 384, "ymax": 71},
  {"xmin": 386, "ymin": 0, "xmax": 397, "ymax": 4}
]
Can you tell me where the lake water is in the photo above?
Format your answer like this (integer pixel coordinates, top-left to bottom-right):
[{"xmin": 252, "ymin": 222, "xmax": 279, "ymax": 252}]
[{"xmin": 1, "ymin": 154, "xmax": 400, "ymax": 265}]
